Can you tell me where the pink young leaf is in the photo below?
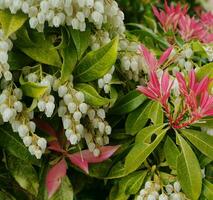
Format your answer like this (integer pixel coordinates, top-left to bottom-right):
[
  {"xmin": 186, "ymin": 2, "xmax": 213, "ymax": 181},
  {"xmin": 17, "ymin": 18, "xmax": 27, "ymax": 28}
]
[
  {"xmin": 68, "ymin": 146, "xmax": 120, "ymax": 173},
  {"xmin": 46, "ymin": 159, "xmax": 67, "ymax": 199},
  {"xmin": 158, "ymin": 46, "xmax": 173, "ymax": 66},
  {"xmin": 67, "ymin": 154, "xmax": 89, "ymax": 174},
  {"xmin": 34, "ymin": 119, "xmax": 57, "ymax": 137},
  {"xmin": 48, "ymin": 140, "xmax": 65, "ymax": 154}
]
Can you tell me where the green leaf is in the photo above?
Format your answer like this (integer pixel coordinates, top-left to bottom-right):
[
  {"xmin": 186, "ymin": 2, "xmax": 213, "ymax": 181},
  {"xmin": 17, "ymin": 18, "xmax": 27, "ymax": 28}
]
[
  {"xmin": 202, "ymin": 179, "xmax": 213, "ymax": 200},
  {"xmin": 196, "ymin": 63, "xmax": 213, "ymax": 80},
  {"xmin": 181, "ymin": 129, "xmax": 213, "ymax": 160},
  {"xmin": 107, "ymin": 161, "xmax": 126, "ymax": 179},
  {"xmin": 74, "ymin": 36, "xmax": 118, "ymax": 82},
  {"xmin": 0, "ymin": 191, "xmax": 16, "ymax": 200},
  {"xmin": 69, "ymin": 27, "xmax": 90, "ymax": 59},
  {"xmin": 75, "ymin": 83, "xmax": 111, "ymax": 106},
  {"xmin": 14, "ymin": 27, "xmax": 62, "ymax": 67},
  {"xmin": 164, "ymin": 136, "xmax": 180, "ymax": 170},
  {"xmin": 191, "ymin": 41, "xmax": 208, "ymax": 57},
  {"xmin": 7, "ymin": 154, "xmax": 39, "ymax": 196},
  {"xmin": 8, "ymin": 51, "xmax": 33, "ymax": 70},
  {"xmin": 176, "ymin": 134, "xmax": 202, "ymax": 200},
  {"xmin": 0, "ymin": 10, "xmax": 27, "ymax": 38},
  {"xmin": 50, "ymin": 176, "xmax": 73, "ymax": 200},
  {"xmin": 0, "ymin": 126, "xmax": 39, "ymax": 165},
  {"xmin": 110, "ymin": 91, "xmax": 146, "ymax": 115},
  {"xmin": 111, "ymin": 170, "xmax": 147, "ymax": 200},
  {"xmin": 125, "ymin": 101, "xmax": 150, "ymax": 135},
  {"xmin": 148, "ymin": 101, "xmax": 164, "ymax": 125},
  {"xmin": 193, "ymin": 117, "xmax": 213, "ymax": 129},
  {"xmin": 20, "ymin": 75, "xmax": 47, "ymax": 98},
  {"xmin": 159, "ymin": 172, "xmax": 177, "ymax": 185},
  {"xmin": 124, "ymin": 124, "xmax": 167, "ymax": 174},
  {"xmin": 60, "ymin": 40, "xmax": 78, "ymax": 83}
]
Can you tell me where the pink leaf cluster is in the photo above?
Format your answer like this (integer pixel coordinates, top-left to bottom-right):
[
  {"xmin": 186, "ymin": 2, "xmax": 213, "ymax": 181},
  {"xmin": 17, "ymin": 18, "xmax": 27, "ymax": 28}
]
[
  {"xmin": 139, "ymin": 45, "xmax": 173, "ymax": 73},
  {"xmin": 138, "ymin": 70, "xmax": 213, "ymax": 129},
  {"xmin": 153, "ymin": 1, "xmax": 213, "ymax": 43}
]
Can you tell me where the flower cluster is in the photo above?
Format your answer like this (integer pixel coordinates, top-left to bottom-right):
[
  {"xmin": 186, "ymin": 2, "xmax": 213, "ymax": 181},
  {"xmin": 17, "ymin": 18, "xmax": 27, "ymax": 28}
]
[
  {"xmin": 0, "ymin": 29, "xmax": 13, "ymax": 81},
  {"xmin": 153, "ymin": 1, "xmax": 213, "ymax": 43},
  {"xmin": 136, "ymin": 180, "xmax": 187, "ymax": 200},
  {"xmin": 138, "ymin": 70, "xmax": 213, "ymax": 129},
  {"xmin": 0, "ymin": 85, "xmax": 47, "ymax": 159},
  {"xmin": 0, "ymin": 0, "xmax": 125, "ymax": 33},
  {"xmin": 98, "ymin": 66, "xmax": 114, "ymax": 93}
]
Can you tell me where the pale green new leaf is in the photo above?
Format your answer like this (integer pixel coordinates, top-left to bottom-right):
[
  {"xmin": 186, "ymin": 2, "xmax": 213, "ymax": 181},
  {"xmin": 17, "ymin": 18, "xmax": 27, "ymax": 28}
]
[
  {"xmin": 20, "ymin": 75, "xmax": 47, "ymax": 98},
  {"xmin": 148, "ymin": 101, "xmax": 164, "ymax": 125},
  {"xmin": 124, "ymin": 124, "xmax": 167, "ymax": 174},
  {"xmin": 7, "ymin": 154, "xmax": 39, "ymax": 196},
  {"xmin": 75, "ymin": 83, "xmax": 111, "ymax": 106},
  {"xmin": 164, "ymin": 136, "xmax": 180, "ymax": 170},
  {"xmin": 0, "ymin": 10, "xmax": 27, "ymax": 38},
  {"xmin": 74, "ymin": 36, "xmax": 118, "ymax": 82},
  {"xmin": 176, "ymin": 134, "xmax": 202, "ymax": 200},
  {"xmin": 181, "ymin": 129, "xmax": 213, "ymax": 160}
]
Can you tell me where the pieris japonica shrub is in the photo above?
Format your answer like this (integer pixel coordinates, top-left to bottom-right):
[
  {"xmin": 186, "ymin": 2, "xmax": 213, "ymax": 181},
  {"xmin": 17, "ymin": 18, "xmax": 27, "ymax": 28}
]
[{"xmin": 0, "ymin": 0, "xmax": 212, "ymax": 200}]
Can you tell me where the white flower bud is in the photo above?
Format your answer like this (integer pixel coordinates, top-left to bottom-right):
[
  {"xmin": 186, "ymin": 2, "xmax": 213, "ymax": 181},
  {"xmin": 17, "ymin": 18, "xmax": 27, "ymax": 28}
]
[
  {"xmin": 169, "ymin": 193, "xmax": 181, "ymax": 200},
  {"xmin": 28, "ymin": 121, "xmax": 36, "ymax": 133},
  {"xmin": 98, "ymin": 122, "xmax": 105, "ymax": 133},
  {"xmin": 37, "ymin": 12, "xmax": 46, "ymax": 24},
  {"xmin": 183, "ymin": 48, "xmax": 193, "ymax": 58},
  {"xmin": 23, "ymin": 136, "xmax": 32, "ymax": 147},
  {"xmin": 63, "ymin": 94, "xmax": 72, "ymax": 105},
  {"xmin": 87, "ymin": 109, "xmax": 95, "ymax": 120},
  {"xmin": 165, "ymin": 184, "xmax": 173, "ymax": 194},
  {"xmin": 103, "ymin": 136, "xmax": 109, "ymax": 144},
  {"xmin": 98, "ymin": 79, "xmax": 105, "ymax": 88},
  {"xmin": 184, "ymin": 61, "xmax": 192, "ymax": 71},
  {"xmin": 58, "ymin": 85, "xmax": 68, "ymax": 97},
  {"xmin": 136, "ymin": 196, "xmax": 143, "ymax": 200},
  {"xmin": 13, "ymin": 88, "xmax": 22, "ymax": 100},
  {"xmin": 88, "ymin": 142, "xmax": 96, "ymax": 151},
  {"xmin": 77, "ymin": 0, "xmax": 85, "ymax": 7},
  {"xmin": 68, "ymin": 102, "xmax": 77, "ymax": 113},
  {"xmin": 14, "ymin": 101, "xmax": 23, "ymax": 112},
  {"xmin": 2, "ymin": 107, "xmax": 14, "ymax": 122},
  {"xmin": 104, "ymin": 84, "xmax": 110, "ymax": 93},
  {"xmin": 174, "ymin": 181, "xmax": 181, "ymax": 192},
  {"xmin": 105, "ymin": 125, "xmax": 111, "ymax": 135},
  {"xmin": 65, "ymin": 129, "xmax": 74, "ymax": 138},
  {"xmin": 86, "ymin": 0, "xmax": 94, "ymax": 8},
  {"xmin": 147, "ymin": 195, "xmax": 156, "ymax": 200},
  {"xmin": 21, "ymin": 2, "xmax": 29, "ymax": 13},
  {"xmin": 94, "ymin": 1, "xmax": 104, "ymax": 13},
  {"xmin": 18, "ymin": 124, "xmax": 29, "ymax": 138},
  {"xmin": 45, "ymin": 102, "xmax": 55, "ymax": 117},
  {"xmin": 40, "ymin": 1, "xmax": 49, "ymax": 12},
  {"xmin": 93, "ymin": 148, "xmax": 100, "ymax": 157},
  {"xmin": 159, "ymin": 193, "xmax": 168, "ymax": 200},
  {"xmin": 53, "ymin": 15, "xmax": 61, "ymax": 27},
  {"xmin": 29, "ymin": 17, "xmax": 38, "ymax": 29},
  {"xmin": 0, "ymin": 41, "xmax": 9, "ymax": 50},
  {"xmin": 103, "ymin": 74, "xmax": 112, "ymax": 84},
  {"xmin": 62, "ymin": 117, "xmax": 72, "ymax": 129},
  {"xmin": 4, "ymin": 71, "xmax": 12, "ymax": 81},
  {"xmin": 58, "ymin": 106, "xmax": 67, "ymax": 117},
  {"xmin": 34, "ymin": 149, "xmax": 42, "ymax": 159},
  {"xmin": 38, "ymin": 100, "xmax": 46, "ymax": 112},
  {"xmin": 76, "ymin": 12, "xmax": 85, "ymax": 22},
  {"xmin": 139, "ymin": 189, "xmax": 147, "ymax": 196},
  {"xmin": 71, "ymin": 18, "xmax": 79, "ymax": 29},
  {"xmin": 37, "ymin": 138, "xmax": 47, "ymax": 150},
  {"xmin": 76, "ymin": 124, "xmax": 84, "ymax": 135},
  {"xmin": 28, "ymin": 145, "xmax": 36, "ymax": 155},
  {"xmin": 0, "ymin": 93, "xmax": 7, "ymax": 104},
  {"xmin": 73, "ymin": 111, "xmax": 82, "ymax": 121},
  {"xmin": 75, "ymin": 91, "xmax": 84, "ymax": 103},
  {"xmin": 145, "ymin": 181, "xmax": 152, "ymax": 189},
  {"xmin": 79, "ymin": 103, "xmax": 88, "ymax": 114},
  {"xmin": 97, "ymin": 109, "xmax": 105, "ymax": 119},
  {"xmin": 0, "ymin": 51, "xmax": 8, "ymax": 64},
  {"xmin": 91, "ymin": 11, "xmax": 103, "ymax": 25},
  {"xmin": 69, "ymin": 134, "xmax": 78, "ymax": 145}
]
